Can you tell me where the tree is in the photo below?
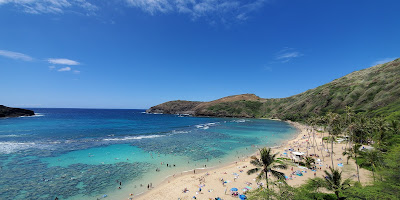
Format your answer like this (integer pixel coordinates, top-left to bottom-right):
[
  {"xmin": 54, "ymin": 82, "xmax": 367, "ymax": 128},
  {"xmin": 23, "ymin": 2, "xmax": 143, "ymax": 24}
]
[
  {"xmin": 372, "ymin": 117, "xmax": 390, "ymax": 151},
  {"xmin": 360, "ymin": 149, "xmax": 383, "ymax": 181},
  {"xmin": 247, "ymin": 147, "xmax": 288, "ymax": 189},
  {"xmin": 326, "ymin": 112, "xmax": 342, "ymax": 167},
  {"xmin": 389, "ymin": 120, "xmax": 399, "ymax": 135},
  {"xmin": 313, "ymin": 168, "xmax": 352, "ymax": 200},
  {"xmin": 302, "ymin": 156, "xmax": 315, "ymax": 169}
]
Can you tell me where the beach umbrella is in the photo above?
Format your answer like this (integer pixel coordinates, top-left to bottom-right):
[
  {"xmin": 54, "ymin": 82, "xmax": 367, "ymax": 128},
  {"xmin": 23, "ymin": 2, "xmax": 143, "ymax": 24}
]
[
  {"xmin": 239, "ymin": 194, "xmax": 247, "ymax": 199},
  {"xmin": 230, "ymin": 187, "xmax": 238, "ymax": 191}
]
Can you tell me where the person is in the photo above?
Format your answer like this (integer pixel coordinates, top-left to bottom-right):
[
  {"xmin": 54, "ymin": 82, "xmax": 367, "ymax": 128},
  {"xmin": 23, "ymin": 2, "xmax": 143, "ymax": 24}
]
[
  {"xmin": 55, "ymin": 197, "xmax": 58, "ymax": 200},
  {"xmin": 194, "ymin": 169, "xmax": 196, "ymax": 174},
  {"xmin": 147, "ymin": 184, "xmax": 150, "ymax": 190}
]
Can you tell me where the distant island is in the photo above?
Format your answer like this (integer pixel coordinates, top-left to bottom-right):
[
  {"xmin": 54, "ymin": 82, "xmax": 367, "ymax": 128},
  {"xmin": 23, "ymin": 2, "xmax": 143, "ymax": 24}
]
[
  {"xmin": 147, "ymin": 58, "xmax": 400, "ymax": 121},
  {"xmin": 0, "ymin": 105, "xmax": 35, "ymax": 118}
]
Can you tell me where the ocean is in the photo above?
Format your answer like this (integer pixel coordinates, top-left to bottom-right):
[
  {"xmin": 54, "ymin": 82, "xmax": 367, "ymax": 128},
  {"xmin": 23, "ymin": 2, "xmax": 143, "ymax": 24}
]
[{"xmin": 0, "ymin": 108, "xmax": 296, "ymax": 200}]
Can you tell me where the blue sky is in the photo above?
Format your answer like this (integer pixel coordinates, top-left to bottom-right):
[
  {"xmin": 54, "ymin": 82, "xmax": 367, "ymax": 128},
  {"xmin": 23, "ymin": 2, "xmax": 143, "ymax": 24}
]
[{"xmin": 0, "ymin": 0, "xmax": 399, "ymax": 109}]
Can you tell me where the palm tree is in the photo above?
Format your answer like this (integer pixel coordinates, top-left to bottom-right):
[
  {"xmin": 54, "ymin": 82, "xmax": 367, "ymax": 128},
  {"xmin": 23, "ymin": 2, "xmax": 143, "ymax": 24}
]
[
  {"xmin": 326, "ymin": 112, "xmax": 342, "ymax": 168},
  {"xmin": 360, "ymin": 149, "xmax": 383, "ymax": 181},
  {"xmin": 313, "ymin": 168, "xmax": 352, "ymax": 200},
  {"xmin": 247, "ymin": 147, "xmax": 288, "ymax": 189},
  {"xmin": 344, "ymin": 106, "xmax": 354, "ymax": 153},
  {"xmin": 302, "ymin": 156, "xmax": 315, "ymax": 169},
  {"xmin": 342, "ymin": 143, "xmax": 361, "ymax": 165}
]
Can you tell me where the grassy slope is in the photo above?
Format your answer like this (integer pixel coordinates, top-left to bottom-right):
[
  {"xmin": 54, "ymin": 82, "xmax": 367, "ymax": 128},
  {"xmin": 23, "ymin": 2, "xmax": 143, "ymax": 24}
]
[{"xmin": 205, "ymin": 58, "xmax": 400, "ymax": 120}]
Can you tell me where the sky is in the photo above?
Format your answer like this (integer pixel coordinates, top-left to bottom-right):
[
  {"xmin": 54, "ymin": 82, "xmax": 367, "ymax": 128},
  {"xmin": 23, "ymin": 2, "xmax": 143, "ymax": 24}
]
[{"xmin": 0, "ymin": 0, "xmax": 399, "ymax": 109}]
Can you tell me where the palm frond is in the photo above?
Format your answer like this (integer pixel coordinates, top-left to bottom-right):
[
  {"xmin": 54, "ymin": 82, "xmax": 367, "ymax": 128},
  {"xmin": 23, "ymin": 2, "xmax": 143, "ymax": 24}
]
[{"xmin": 247, "ymin": 167, "xmax": 261, "ymax": 175}]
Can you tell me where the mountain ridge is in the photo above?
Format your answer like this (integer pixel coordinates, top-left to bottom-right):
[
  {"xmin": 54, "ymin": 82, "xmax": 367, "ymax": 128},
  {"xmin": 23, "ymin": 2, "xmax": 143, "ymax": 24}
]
[{"xmin": 147, "ymin": 58, "xmax": 400, "ymax": 120}]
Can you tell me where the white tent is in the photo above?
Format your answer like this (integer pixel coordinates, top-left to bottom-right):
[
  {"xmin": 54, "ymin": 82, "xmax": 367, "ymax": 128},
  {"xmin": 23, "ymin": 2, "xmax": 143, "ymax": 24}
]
[{"xmin": 292, "ymin": 152, "xmax": 305, "ymax": 156}]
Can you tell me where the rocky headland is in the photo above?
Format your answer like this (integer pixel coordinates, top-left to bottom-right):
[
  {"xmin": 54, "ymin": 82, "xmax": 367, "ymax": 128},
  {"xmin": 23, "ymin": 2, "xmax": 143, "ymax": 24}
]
[{"xmin": 0, "ymin": 105, "xmax": 35, "ymax": 118}]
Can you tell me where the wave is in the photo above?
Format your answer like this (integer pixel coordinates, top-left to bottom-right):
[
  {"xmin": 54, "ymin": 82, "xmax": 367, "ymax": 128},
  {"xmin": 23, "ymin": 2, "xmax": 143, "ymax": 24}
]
[
  {"xmin": 19, "ymin": 113, "xmax": 45, "ymax": 118},
  {"xmin": 195, "ymin": 122, "xmax": 220, "ymax": 129},
  {"xmin": 171, "ymin": 130, "xmax": 190, "ymax": 134},
  {"xmin": 103, "ymin": 135, "xmax": 164, "ymax": 141},
  {"xmin": 232, "ymin": 119, "xmax": 247, "ymax": 123},
  {"xmin": 0, "ymin": 142, "xmax": 37, "ymax": 154},
  {"xmin": 0, "ymin": 134, "xmax": 19, "ymax": 138}
]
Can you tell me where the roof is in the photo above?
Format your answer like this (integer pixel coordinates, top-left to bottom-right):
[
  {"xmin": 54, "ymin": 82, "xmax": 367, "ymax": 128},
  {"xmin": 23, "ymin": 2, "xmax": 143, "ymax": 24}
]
[{"xmin": 292, "ymin": 151, "xmax": 305, "ymax": 156}]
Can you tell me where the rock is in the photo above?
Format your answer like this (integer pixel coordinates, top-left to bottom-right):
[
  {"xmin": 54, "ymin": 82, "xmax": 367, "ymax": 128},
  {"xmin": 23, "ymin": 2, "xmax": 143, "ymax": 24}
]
[{"xmin": 0, "ymin": 105, "xmax": 35, "ymax": 118}]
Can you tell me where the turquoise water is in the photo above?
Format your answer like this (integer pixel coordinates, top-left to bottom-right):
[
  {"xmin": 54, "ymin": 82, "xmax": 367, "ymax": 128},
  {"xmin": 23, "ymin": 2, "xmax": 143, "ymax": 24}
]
[{"xmin": 0, "ymin": 108, "xmax": 296, "ymax": 199}]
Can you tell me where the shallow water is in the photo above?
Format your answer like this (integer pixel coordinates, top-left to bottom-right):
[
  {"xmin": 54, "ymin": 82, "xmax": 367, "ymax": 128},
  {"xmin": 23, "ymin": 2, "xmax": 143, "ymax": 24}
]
[{"xmin": 0, "ymin": 108, "xmax": 296, "ymax": 199}]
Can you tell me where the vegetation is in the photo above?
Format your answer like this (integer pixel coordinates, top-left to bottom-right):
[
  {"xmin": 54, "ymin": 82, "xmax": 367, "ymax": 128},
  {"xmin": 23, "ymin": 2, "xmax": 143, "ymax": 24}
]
[
  {"xmin": 147, "ymin": 56, "xmax": 400, "ymax": 199},
  {"xmin": 312, "ymin": 168, "xmax": 352, "ymax": 200},
  {"xmin": 248, "ymin": 108, "xmax": 400, "ymax": 199},
  {"xmin": 247, "ymin": 147, "xmax": 288, "ymax": 189},
  {"xmin": 149, "ymin": 58, "xmax": 400, "ymax": 120}
]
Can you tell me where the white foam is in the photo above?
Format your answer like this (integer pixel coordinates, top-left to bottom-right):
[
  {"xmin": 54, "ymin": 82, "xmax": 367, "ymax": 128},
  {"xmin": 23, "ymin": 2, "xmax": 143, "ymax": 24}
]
[
  {"xmin": 0, "ymin": 134, "xmax": 19, "ymax": 138},
  {"xmin": 171, "ymin": 130, "xmax": 190, "ymax": 134},
  {"xmin": 19, "ymin": 113, "xmax": 44, "ymax": 117},
  {"xmin": 232, "ymin": 119, "xmax": 247, "ymax": 123},
  {"xmin": 0, "ymin": 142, "xmax": 36, "ymax": 154},
  {"xmin": 103, "ymin": 135, "xmax": 164, "ymax": 141},
  {"xmin": 195, "ymin": 122, "xmax": 219, "ymax": 129}
]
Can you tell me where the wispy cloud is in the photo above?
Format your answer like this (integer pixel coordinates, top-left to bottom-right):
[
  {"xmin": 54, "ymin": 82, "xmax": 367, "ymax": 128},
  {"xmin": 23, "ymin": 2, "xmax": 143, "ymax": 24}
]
[
  {"xmin": 372, "ymin": 57, "xmax": 397, "ymax": 66},
  {"xmin": 0, "ymin": 0, "xmax": 269, "ymax": 24},
  {"xmin": 275, "ymin": 48, "xmax": 303, "ymax": 63},
  {"xmin": 126, "ymin": 0, "xmax": 268, "ymax": 23},
  {"xmin": 0, "ymin": 49, "xmax": 33, "ymax": 61},
  {"xmin": 73, "ymin": 70, "xmax": 81, "ymax": 74},
  {"xmin": 0, "ymin": 0, "xmax": 98, "ymax": 15},
  {"xmin": 48, "ymin": 58, "xmax": 80, "ymax": 65},
  {"xmin": 58, "ymin": 66, "xmax": 71, "ymax": 72}
]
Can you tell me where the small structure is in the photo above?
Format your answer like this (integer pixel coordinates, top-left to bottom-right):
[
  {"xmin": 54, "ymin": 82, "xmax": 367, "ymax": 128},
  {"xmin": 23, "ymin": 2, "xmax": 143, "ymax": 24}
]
[{"xmin": 291, "ymin": 151, "xmax": 305, "ymax": 162}]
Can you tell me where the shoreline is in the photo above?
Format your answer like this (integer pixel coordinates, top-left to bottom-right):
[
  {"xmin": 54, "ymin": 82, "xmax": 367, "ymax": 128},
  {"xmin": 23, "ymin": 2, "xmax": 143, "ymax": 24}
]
[
  {"xmin": 132, "ymin": 120, "xmax": 297, "ymax": 199},
  {"xmin": 132, "ymin": 120, "xmax": 372, "ymax": 200},
  {"xmin": 131, "ymin": 120, "xmax": 302, "ymax": 199}
]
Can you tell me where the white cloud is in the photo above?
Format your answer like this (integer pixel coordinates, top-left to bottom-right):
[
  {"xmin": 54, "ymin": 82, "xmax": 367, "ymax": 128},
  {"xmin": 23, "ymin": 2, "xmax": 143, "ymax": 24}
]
[
  {"xmin": 49, "ymin": 65, "xmax": 56, "ymax": 70},
  {"xmin": 275, "ymin": 48, "xmax": 303, "ymax": 63},
  {"xmin": 277, "ymin": 52, "xmax": 302, "ymax": 60},
  {"xmin": 0, "ymin": 49, "xmax": 33, "ymax": 61},
  {"xmin": 48, "ymin": 58, "xmax": 80, "ymax": 65},
  {"xmin": 372, "ymin": 57, "xmax": 396, "ymax": 66},
  {"xmin": 126, "ymin": 0, "xmax": 268, "ymax": 22},
  {"xmin": 73, "ymin": 70, "xmax": 80, "ymax": 74},
  {"xmin": 58, "ymin": 66, "xmax": 71, "ymax": 72},
  {"xmin": 0, "ymin": 0, "xmax": 98, "ymax": 15},
  {"xmin": 0, "ymin": 0, "xmax": 269, "ymax": 23}
]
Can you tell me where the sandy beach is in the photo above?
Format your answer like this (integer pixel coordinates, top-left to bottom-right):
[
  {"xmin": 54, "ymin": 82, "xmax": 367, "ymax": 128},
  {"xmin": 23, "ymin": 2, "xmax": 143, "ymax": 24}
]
[{"xmin": 130, "ymin": 121, "xmax": 372, "ymax": 200}]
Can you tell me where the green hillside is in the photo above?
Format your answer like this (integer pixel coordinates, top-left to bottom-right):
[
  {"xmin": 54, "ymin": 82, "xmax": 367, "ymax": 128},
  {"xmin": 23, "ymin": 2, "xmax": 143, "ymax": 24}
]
[
  {"xmin": 148, "ymin": 58, "xmax": 400, "ymax": 121},
  {"xmin": 210, "ymin": 58, "xmax": 400, "ymax": 121}
]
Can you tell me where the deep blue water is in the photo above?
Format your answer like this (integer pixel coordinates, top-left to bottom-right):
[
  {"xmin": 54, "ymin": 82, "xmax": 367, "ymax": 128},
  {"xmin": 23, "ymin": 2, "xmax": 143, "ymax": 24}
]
[{"xmin": 0, "ymin": 108, "xmax": 296, "ymax": 200}]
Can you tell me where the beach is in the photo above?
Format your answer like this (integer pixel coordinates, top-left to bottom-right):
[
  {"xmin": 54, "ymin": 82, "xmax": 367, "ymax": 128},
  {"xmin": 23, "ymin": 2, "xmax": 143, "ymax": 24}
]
[{"xmin": 133, "ymin": 121, "xmax": 372, "ymax": 200}]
